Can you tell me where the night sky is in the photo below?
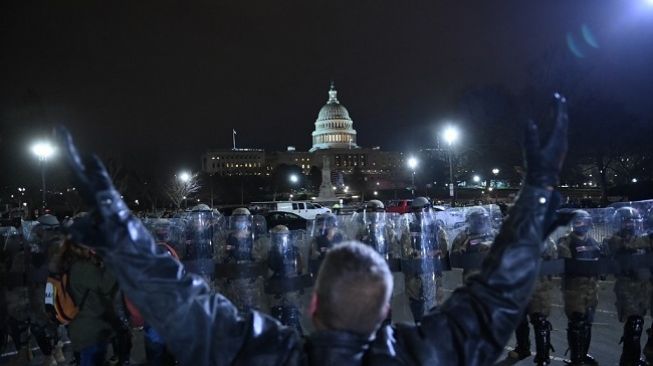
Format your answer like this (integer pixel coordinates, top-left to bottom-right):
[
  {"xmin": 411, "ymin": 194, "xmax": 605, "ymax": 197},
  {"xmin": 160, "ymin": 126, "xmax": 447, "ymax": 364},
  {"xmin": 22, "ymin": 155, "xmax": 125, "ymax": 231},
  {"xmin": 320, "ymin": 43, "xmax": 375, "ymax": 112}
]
[{"xmin": 2, "ymin": 1, "xmax": 653, "ymax": 188}]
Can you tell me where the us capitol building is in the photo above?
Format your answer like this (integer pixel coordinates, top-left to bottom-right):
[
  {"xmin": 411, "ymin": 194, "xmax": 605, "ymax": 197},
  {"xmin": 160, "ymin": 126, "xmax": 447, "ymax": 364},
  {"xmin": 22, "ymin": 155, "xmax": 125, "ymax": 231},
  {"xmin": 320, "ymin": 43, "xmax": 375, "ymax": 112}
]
[{"xmin": 201, "ymin": 83, "xmax": 406, "ymax": 186}]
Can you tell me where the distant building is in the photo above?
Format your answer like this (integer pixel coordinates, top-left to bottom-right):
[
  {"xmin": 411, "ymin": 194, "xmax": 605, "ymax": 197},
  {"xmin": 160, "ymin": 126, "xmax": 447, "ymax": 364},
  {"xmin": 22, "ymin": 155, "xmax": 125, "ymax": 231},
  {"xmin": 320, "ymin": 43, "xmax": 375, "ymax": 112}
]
[{"xmin": 201, "ymin": 83, "xmax": 406, "ymax": 182}]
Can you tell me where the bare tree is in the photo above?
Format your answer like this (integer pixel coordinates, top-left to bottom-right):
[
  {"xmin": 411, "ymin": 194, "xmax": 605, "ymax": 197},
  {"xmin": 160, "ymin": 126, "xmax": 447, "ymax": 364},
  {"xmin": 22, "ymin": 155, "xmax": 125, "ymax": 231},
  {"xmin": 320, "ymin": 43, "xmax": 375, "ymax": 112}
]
[{"xmin": 165, "ymin": 172, "xmax": 201, "ymax": 209}]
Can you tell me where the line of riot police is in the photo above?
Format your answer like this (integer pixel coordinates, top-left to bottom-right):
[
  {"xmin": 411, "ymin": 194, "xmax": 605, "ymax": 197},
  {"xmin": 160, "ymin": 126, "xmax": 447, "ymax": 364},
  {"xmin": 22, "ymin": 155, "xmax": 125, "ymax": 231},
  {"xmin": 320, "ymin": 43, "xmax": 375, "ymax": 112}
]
[{"xmin": 4, "ymin": 198, "xmax": 653, "ymax": 365}]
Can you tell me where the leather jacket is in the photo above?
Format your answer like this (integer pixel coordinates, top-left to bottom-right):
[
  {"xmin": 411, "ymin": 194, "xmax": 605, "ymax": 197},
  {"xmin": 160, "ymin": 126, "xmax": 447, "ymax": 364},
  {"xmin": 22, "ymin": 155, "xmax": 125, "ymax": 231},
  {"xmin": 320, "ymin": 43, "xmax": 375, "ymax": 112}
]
[{"xmin": 90, "ymin": 184, "xmax": 557, "ymax": 366}]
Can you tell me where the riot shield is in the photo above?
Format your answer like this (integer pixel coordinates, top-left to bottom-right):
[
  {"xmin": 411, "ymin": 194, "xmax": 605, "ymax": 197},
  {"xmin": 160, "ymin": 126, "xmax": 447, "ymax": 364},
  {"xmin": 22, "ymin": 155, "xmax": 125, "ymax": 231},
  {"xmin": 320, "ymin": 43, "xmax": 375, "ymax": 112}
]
[
  {"xmin": 182, "ymin": 210, "xmax": 222, "ymax": 282},
  {"xmin": 399, "ymin": 210, "xmax": 442, "ymax": 322},
  {"xmin": 349, "ymin": 211, "xmax": 390, "ymax": 254},
  {"xmin": 307, "ymin": 213, "xmax": 347, "ymax": 276},
  {"xmin": 449, "ymin": 207, "xmax": 496, "ymax": 274},
  {"xmin": 604, "ymin": 205, "xmax": 652, "ymax": 282},
  {"xmin": 265, "ymin": 227, "xmax": 311, "ymax": 333},
  {"xmin": 215, "ymin": 214, "xmax": 267, "ymax": 312}
]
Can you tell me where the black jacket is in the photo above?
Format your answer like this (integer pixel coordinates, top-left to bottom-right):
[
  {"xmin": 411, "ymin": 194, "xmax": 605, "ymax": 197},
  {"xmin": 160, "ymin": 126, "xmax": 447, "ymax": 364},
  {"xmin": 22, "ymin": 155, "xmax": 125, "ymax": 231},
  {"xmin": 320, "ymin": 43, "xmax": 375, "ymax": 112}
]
[{"xmin": 93, "ymin": 185, "xmax": 557, "ymax": 365}]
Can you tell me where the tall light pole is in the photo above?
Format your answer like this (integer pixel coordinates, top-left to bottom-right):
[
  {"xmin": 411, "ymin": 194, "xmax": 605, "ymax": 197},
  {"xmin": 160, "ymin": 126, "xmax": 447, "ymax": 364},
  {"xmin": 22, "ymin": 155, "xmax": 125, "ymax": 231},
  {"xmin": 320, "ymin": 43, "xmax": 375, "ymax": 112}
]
[
  {"xmin": 31, "ymin": 141, "xmax": 55, "ymax": 209},
  {"xmin": 442, "ymin": 126, "xmax": 460, "ymax": 207},
  {"xmin": 407, "ymin": 157, "xmax": 418, "ymax": 197}
]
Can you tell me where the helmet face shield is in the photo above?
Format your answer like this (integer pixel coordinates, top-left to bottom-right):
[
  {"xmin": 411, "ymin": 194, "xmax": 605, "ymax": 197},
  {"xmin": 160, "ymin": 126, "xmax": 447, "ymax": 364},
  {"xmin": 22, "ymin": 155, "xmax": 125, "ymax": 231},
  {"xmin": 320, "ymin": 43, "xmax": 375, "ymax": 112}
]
[
  {"xmin": 465, "ymin": 208, "xmax": 491, "ymax": 236},
  {"xmin": 612, "ymin": 207, "xmax": 643, "ymax": 237},
  {"xmin": 571, "ymin": 210, "xmax": 593, "ymax": 236}
]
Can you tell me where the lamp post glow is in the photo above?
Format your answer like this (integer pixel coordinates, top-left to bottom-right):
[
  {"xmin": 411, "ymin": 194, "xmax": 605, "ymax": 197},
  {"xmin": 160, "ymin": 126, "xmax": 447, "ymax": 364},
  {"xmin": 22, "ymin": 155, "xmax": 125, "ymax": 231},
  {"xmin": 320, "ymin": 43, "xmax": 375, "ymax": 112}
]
[
  {"xmin": 179, "ymin": 171, "xmax": 191, "ymax": 182},
  {"xmin": 407, "ymin": 157, "xmax": 418, "ymax": 197},
  {"xmin": 289, "ymin": 174, "xmax": 299, "ymax": 184},
  {"xmin": 492, "ymin": 168, "xmax": 500, "ymax": 175},
  {"xmin": 473, "ymin": 175, "xmax": 481, "ymax": 183},
  {"xmin": 441, "ymin": 126, "xmax": 459, "ymax": 206},
  {"xmin": 31, "ymin": 141, "xmax": 55, "ymax": 209},
  {"xmin": 178, "ymin": 171, "xmax": 191, "ymax": 208}
]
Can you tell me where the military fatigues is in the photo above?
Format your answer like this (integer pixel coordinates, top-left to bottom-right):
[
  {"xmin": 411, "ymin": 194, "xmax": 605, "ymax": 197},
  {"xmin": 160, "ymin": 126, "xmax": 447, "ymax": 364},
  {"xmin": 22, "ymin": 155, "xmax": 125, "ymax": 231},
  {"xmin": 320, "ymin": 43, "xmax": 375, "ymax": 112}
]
[
  {"xmin": 605, "ymin": 232, "xmax": 652, "ymax": 365},
  {"xmin": 308, "ymin": 229, "xmax": 345, "ymax": 275},
  {"xmin": 451, "ymin": 231, "xmax": 494, "ymax": 282},
  {"xmin": 505, "ymin": 238, "xmax": 557, "ymax": 364},
  {"xmin": 555, "ymin": 233, "xmax": 603, "ymax": 365},
  {"xmin": 215, "ymin": 232, "xmax": 267, "ymax": 312},
  {"xmin": 606, "ymin": 234, "xmax": 652, "ymax": 321},
  {"xmin": 266, "ymin": 240, "xmax": 304, "ymax": 333},
  {"xmin": 400, "ymin": 219, "xmax": 448, "ymax": 322}
]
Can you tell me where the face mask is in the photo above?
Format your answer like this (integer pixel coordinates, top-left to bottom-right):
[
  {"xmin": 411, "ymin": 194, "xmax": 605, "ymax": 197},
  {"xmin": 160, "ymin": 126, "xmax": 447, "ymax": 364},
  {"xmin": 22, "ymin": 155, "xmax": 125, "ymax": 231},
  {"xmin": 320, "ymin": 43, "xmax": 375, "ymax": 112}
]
[{"xmin": 573, "ymin": 225, "xmax": 589, "ymax": 235}]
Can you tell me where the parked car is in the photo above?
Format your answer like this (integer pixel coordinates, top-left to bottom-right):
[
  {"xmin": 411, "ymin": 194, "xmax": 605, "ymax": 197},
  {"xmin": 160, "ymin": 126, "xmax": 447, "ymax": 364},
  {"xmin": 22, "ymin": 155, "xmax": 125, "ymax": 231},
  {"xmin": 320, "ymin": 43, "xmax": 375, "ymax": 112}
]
[
  {"xmin": 385, "ymin": 199, "xmax": 413, "ymax": 214},
  {"xmin": 264, "ymin": 211, "xmax": 309, "ymax": 231},
  {"xmin": 250, "ymin": 201, "xmax": 330, "ymax": 220}
]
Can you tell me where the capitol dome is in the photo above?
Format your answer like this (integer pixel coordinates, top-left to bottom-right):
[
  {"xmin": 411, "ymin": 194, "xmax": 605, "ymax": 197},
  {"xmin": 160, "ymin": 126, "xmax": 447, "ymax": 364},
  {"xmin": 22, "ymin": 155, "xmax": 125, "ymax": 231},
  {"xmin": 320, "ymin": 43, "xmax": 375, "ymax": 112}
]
[{"xmin": 310, "ymin": 83, "xmax": 359, "ymax": 152}]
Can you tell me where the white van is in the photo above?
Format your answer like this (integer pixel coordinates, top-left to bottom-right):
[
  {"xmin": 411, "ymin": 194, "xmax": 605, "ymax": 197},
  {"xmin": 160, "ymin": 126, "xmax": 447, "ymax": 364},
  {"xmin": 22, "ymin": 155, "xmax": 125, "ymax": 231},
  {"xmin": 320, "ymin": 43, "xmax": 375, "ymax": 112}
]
[{"xmin": 249, "ymin": 201, "xmax": 330, "ymax": 220}]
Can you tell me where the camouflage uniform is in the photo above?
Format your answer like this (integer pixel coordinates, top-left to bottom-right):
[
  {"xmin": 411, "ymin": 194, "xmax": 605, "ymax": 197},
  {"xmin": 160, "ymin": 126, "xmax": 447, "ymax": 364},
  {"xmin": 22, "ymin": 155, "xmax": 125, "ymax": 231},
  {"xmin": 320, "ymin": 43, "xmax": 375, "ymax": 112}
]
[
  {"xmin": 556, "ymin": 228, "xmax": 602, "ymax": 366},
  {"xmin": 605, "ymin": 232, "xmax": 652, "ymax": 366},
  {"xmin": 400, "ymin": 216, "xmax": 448, "ymax": 322},
  {"xmin": 309, "ymin": 224, "xmax": 345, "ymax": 276},
  {"xmin": 503, "ymin": 235, "xmax": 557, "ymax": 365},
  {"xmin": 215, "ymin": 219, "xmax": 267, "ymax": 312},
  {"xmin": 451, "ymin": 230, "xmax": 493, "ymax": 282},
  {"xmin": 265, "ymin": 226, "xmax": 304, "ymax": 333}
]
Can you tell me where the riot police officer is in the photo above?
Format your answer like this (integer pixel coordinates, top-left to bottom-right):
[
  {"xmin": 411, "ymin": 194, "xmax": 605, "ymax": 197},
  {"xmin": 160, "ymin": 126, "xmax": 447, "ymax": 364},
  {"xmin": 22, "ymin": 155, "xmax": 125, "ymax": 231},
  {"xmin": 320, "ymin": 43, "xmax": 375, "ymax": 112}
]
[
  {"xmin": 309, "ymin": 213, "xmax": 345, "ymax": 275},
  {"xmin": 507, "ymin": 238, "xmax": 557, "ymax": 365},
  {"xmin": 605, "ymin": 206, "xmax": 651, "ymax": 366},
  {"xmin": 265, "ymin": 225, "xmax": 305, "ymax": 333},
  {"xmin": 451, "ymin": 206, "xmax": 495, "ymax": 282},
  {"xmin": 399, "ymin": 197, "xmax": 448, "ymax": 322},
  {"xmin": 215, "ymin": 208, "xmax": 267, "ymax": 312},
  {"xmin": 557, "ymin": 210, "xmax": 601, "ymax": 365},
  {"xmin": 352, "ymin": 200, "xmax": 396, "ymax": 260},
  {"xmin": 644, "ymin": 207, "xmax": 653, "ymax": 364}
]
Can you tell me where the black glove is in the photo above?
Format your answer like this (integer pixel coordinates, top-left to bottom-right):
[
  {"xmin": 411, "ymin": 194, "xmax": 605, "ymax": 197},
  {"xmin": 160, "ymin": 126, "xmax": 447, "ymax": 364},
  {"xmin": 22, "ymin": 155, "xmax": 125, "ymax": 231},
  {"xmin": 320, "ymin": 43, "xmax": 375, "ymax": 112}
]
[
  {"xmin": 55, "ymin": 126, "xmax": 130, "ymax": 249},
  {"xmin": 524, "ymin": 93, "xmax": 568, "ymax": 189}
]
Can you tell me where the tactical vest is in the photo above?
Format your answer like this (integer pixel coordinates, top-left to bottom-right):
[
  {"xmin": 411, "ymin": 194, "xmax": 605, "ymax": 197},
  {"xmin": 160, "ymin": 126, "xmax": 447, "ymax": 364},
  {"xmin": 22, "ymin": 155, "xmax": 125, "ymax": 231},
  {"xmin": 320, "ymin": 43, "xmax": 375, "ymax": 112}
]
[
  {"xmin": 270, "ymin": 247, "xmax": 300, "ymax": 278},
  {"xmin": 363, "ymin": 224, "xmax": 388, "ymax": 255},
  {"xmin": 226, "ymin": 235, "xmax": 254, "ymax": 262},
  {"xmin": 568, "ymin": 236, "xmax": 601, "ymax": 261}
]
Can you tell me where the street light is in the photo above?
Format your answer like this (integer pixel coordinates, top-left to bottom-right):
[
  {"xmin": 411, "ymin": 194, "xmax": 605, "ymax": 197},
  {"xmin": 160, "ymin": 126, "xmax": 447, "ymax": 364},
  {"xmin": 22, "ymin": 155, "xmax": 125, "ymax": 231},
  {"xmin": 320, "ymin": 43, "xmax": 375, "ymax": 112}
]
[
  {"xmin": 441, "ymin": 125, "xmax": 459, "ymax": 206},
  {"xmin": 31, "ymin": 141, "xmax": 55, "ymax": 209},
  {"xmin": 179, "ymin": 171, "xmax": 191, "ymax": 182},
  {"xmin": 407, "ymin": 156, "xmax": 418, "ymax": 197},
  {"xmin": 289, "ymin": 174, "xmax": 299, "ymax": 184},
  {"xmin": 492, "ymin": 168, "xmax": 500, "ymax": 175},
  {"xmin": 473, "ymin": 175, "xmax": 481, "ymax": 183}
]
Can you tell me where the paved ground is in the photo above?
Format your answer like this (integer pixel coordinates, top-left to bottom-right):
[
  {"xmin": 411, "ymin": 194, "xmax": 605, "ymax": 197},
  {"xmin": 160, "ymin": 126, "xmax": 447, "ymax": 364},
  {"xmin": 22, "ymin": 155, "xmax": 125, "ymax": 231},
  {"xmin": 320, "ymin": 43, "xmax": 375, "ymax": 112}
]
[{"xmin": 1, "ymin": 270, "xmax": 644, "ymax": 365}]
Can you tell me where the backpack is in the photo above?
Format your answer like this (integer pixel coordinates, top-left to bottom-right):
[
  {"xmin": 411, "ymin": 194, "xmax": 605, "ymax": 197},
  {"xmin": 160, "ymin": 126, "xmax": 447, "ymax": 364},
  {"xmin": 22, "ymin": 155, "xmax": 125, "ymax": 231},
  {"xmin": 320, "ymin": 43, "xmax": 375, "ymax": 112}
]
[{"xmin": 45, "ymin": 272, "xmax": 88, "ymax": 325}]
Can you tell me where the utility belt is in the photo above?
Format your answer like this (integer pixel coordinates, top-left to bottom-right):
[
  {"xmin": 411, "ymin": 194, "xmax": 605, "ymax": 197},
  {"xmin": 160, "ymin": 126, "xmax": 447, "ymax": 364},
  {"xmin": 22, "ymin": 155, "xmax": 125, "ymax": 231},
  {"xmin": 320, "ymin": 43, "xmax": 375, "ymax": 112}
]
[
  {"xmin": 265, "ymin": 275, "xmax": 313, "ymax": 294},
  {"xmin": 215, "ymin": 261, "xmax": 266, "ymax": 279}
]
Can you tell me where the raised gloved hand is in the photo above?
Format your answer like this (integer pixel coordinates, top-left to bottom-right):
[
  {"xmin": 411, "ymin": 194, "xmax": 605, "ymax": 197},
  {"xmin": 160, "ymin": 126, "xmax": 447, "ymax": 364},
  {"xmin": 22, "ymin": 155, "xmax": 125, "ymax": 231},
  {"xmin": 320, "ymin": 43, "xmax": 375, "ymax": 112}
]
[
  {"xmin": 55, "ymin": 126, "xmax": 131, "ymax": 249},
  {"xmin": 523, "ymin": 93, "xmax": 568, "ymax": 189}
]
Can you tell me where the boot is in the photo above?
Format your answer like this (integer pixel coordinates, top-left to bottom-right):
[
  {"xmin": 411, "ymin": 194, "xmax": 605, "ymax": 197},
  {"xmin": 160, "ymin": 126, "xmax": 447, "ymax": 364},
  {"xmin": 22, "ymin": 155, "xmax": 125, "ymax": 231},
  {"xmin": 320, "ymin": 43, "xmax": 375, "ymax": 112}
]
[
  {"xmin": 566, "ymin": 320, "xmax": 586, "ymax": 365},
  {"xmin": 620, "ymin": 315, "xmax": 646, "ymax": 366},
  {"xmin": 508, "ymin": 314, "xmax": 531, "ymax": 360},
  {"xmin": 532, "ymin": 313, "xmax": 553, "ymax": 365},
  {"xmin": 53, "ymin": 341, "xmax": 66, "ymax": 364},
  {"xmin": 643, "ymin": 328, "xmax": 653, "ymax": 365},
  {"xmin": 7, "ymin": 347, "xmax": 33, "ymax": 366},
  {"xmin": 582, "ymin": 323, "xmax": 598, "ymax": 366}
]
